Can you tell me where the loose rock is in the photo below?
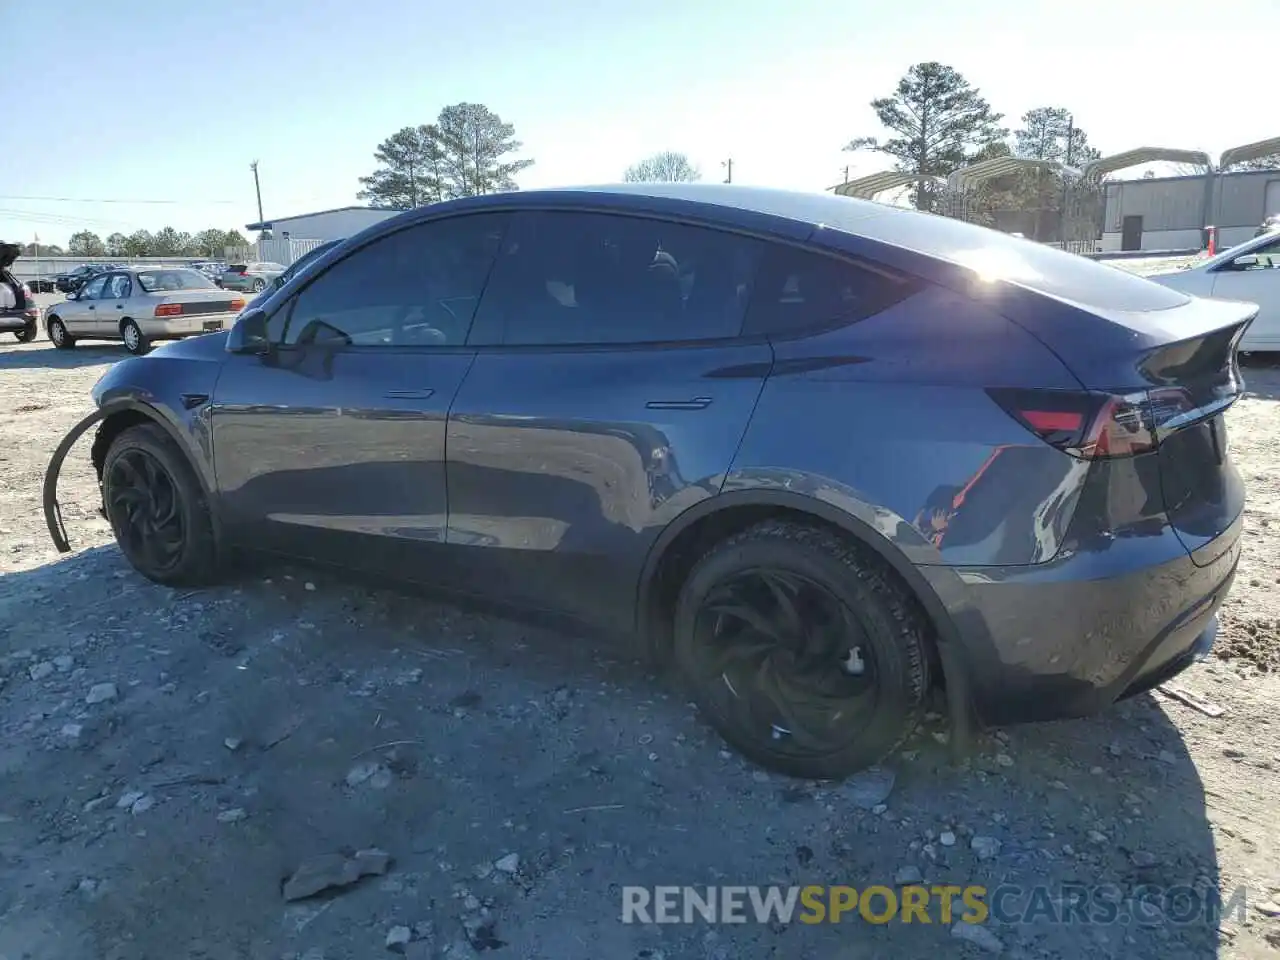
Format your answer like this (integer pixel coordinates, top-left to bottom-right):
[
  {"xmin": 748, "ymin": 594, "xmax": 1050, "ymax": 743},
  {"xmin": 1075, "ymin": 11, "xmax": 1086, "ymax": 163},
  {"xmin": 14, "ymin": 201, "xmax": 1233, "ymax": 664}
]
[
  {"xmin": 28, "ymin": 661, "xmax": 54, "ymax": 681},
  {"xmin": 223, "ymin": 737, "xmax": 243, "ymax": 752},
  {"xmin": 282, "ymin": 847, "xmax": 393, "ymax": 901},
  {"xmin": 894, "ymin": 865, "xmax": 923, "ymax": 885},
  {"xmin": 970, "ymin": 836, "xmax": 1002, "ymax": 861},
  {"xmin": 60, "ymin": 723, "xmax": 83, "ymax": 739},
  {"xmin": 53, "ymin": 655, "xmax": 74, "ymax": 672},
  {"xmin": 951, "ymin": 920, "xmax": 1004, "ymax": 953},
  {"xmin": 995, "ymin": 753, "xmax": 1014, "ymax": 767},
  {"xmin": 493, "ymin": 853, "xmax": 520, "ymax": 874},
  {"xmin": 386, "ymin": 925, "xmax": 412, "ymax": 952},
  {"xmin": 844, "ymin": 766, "xmax": 895, "ymax": 809},
  {"xmin": 85, "ymin": 682, "xmax": 118, "ymax": 705},
  {"xmin": 939, "ymin": 831, "xmax": 957, "ymax": 847},
  {"xmin": 217, "ymin": 807, "xmax": 248, "ymax": 823}
]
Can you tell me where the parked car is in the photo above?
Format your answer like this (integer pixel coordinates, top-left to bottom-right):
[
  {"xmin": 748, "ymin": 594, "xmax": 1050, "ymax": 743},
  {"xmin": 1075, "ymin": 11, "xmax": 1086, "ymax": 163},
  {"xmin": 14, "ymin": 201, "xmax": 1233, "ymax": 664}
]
[
  {"xmin": 244, "ymin": 240, "xmax": 344, "ymax": 310},
  {"xmin": 25, "ymin": 275, "xmax": 57, "ymax": 293},
  {"xmin": 44, "ymin": 267, "xmax": 246, "ymax": 355},
  {"xmin": 54, "ymin": 262, "xmax": 116, "ymax": 293},
  {"xmin": 1149, "ymin": 231, "xmax": 1279, "ymax": 351},
  {"xmin": 42, "ymin": 184, "xmax": 1250, "ymax": 779},
  {"xmin": 1254, "ymin": 214, "xmax": 1280, "ymax": 238},
  {"xmin": 220, "ymin": 261, "xmax": 286, "ymax": 293},
  {"xmin": 0, "ymin": 242, "xmax": 39, "ymax": 342}
]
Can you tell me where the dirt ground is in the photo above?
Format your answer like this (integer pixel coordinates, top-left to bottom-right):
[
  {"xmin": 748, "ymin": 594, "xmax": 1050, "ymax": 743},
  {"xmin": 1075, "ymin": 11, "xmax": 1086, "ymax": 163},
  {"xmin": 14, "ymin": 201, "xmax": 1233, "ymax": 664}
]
[{"xmin": 1, "ymin": 299, "xmax": 1279, "ymax": 960}]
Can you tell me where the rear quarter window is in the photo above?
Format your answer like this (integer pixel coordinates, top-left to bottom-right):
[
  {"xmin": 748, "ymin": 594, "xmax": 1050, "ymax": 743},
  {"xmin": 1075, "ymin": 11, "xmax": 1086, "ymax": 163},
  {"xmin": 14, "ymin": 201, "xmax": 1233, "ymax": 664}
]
[
  {"xmin": 742, "ymin": 245, "xmax": 920, "ymax": 337},
  {"xmin": 831, "ymin": 209, "xmax": 1192, "ymax": 313}
]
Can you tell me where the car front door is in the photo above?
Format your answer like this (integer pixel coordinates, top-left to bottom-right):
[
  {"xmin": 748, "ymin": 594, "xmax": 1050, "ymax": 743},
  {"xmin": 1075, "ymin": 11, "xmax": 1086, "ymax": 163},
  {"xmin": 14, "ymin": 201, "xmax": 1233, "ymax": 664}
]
[
  {"xmin": 64, "ymin": 274, "xmax": 109, "ymax": 336},
  {"xmin": 210, "ymin": 212, "xmax": 510, "ymax": 575},
  {"xmin": 99, "ymin": 273, "xmax": 132, "ymax": 337},
  {"xmin": 1210, "ymin": 235, "xmax": 1280, "ymax": 349},
  {"xmin": 444, "ymin": 208, "xmax": 777, "ymax": 630}
]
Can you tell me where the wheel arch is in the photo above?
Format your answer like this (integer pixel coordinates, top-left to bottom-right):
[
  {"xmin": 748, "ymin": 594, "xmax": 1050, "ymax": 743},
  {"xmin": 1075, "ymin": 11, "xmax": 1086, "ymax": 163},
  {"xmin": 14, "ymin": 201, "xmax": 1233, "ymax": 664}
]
[
  {"xmin": 635, "ymin": 490, "xmax": 973, "ymax": 728},
  {"xmin": 90, "ymin": 400, "xmax": 214, "ymax": 498}
]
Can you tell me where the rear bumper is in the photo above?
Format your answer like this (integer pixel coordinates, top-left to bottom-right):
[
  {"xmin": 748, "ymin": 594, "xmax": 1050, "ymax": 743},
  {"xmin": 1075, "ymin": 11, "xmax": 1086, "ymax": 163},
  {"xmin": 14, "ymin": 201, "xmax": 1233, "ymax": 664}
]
[
  {"xmin": 137, "ymin": 314, "xmax": 236, "ymax": 338},
  {"xmin": 921, "ymin": 513, "xmax": 1241, "ymax": 726},
  {"xmin": 0, "ymin": 312, "xmax": 36, "ymax": 332}
]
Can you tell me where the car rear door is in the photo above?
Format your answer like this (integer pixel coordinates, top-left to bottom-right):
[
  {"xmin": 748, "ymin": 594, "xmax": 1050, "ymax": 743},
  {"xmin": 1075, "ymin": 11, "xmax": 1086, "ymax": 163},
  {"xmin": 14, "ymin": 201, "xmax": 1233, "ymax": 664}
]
[
  {"xmin": 99, "ymin": 272, "xmax": 132, "ymax": 336},
  {"xmin": 1210, "ymin": 234, "xmax": 1280, "ymax": 348},
  {"xmin": 443, "ymin": 208, "xmax": 775, "ymax": 630},
  {"xmin": 210, "ymin": 212, "xmax": 509, "ymax": 575}
]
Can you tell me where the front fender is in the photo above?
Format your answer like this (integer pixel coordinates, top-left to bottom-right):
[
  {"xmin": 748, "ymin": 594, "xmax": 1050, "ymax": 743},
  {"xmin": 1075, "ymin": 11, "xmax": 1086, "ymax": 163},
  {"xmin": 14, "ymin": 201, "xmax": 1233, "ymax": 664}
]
[{"xmin": 43, "ymin": 398, "xmax": 218, "ymax": 554}]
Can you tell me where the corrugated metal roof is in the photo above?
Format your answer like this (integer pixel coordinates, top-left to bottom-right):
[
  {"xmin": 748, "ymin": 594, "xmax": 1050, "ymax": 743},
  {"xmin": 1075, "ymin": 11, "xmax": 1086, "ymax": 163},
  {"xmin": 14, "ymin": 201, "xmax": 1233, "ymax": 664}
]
[
  {"xmin": 1079, "ymin": 148, "xmax": 1211, "ymax": 183},
  {"xmin": 830, "ymin": 172, "xmax": 944, "ymax": 200},
  {"xmin": 1219, "ymin": 136, "xmax": 1280, "ymax": 170},
  {"xmin": 947, "ymin": 157, "xmax": 1064, "ymax": 193}
]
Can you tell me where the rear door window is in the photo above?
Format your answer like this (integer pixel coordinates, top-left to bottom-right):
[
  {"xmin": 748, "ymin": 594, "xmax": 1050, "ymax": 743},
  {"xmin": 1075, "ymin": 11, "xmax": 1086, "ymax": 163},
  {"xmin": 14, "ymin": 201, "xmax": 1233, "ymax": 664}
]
[
  {"xmin": 470, "ymin": 210, "xmax": 763, "ymax": 346},
  {"xmin": 106, "ymin": 274, "xmax": 132, "ymax": 299},
  {"xmin": 743, "ymin": 245, "xmax": 920, "ymax": 337}
]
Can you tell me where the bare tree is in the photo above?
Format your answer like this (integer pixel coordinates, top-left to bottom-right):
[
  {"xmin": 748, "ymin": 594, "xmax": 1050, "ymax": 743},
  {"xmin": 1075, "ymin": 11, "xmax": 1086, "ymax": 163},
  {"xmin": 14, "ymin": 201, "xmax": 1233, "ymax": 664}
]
[{"xmin": 623, "ymin": 152, "xmax": 701, "ymax": 182}]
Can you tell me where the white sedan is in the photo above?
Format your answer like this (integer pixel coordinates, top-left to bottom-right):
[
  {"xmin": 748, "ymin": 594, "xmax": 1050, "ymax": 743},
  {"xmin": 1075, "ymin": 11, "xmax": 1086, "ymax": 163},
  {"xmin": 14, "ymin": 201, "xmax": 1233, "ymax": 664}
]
[
  {"xmin": 44, "ymin": 267, "xmax": 247, "ymax": 355},
  {"xmin": 1149, "ymin": 232, "xmax": 1280, "ymax": 351}
]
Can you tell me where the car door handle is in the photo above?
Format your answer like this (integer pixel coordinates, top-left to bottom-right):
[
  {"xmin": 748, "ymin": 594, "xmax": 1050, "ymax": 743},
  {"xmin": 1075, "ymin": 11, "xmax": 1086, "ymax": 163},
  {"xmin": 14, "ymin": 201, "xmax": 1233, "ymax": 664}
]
[
  {"xmin": 384, "ymin": 388, "xmax": 435, "ymax": 400},
  {"xmin": 646, "ymin": 397, "xmax": 712, "ymax": 410},
  {"xmin": 116, "ymin": 304, "xmax": 123, "ymax": 309},
  {"xmin": 88, "ymin": 305, "xmax": 95, "ymax": 310}
]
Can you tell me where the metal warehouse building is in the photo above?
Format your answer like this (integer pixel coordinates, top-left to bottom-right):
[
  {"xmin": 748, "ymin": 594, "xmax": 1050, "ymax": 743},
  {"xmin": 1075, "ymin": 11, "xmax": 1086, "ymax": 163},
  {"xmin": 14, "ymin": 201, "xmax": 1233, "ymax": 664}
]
[
  {"xmin": 245, "ymin": 205, "xmax": 401, "ymax": 243},
  {"xmin": 1101, "ymin": 168, "xmax": 1280, "ymax": 252}
]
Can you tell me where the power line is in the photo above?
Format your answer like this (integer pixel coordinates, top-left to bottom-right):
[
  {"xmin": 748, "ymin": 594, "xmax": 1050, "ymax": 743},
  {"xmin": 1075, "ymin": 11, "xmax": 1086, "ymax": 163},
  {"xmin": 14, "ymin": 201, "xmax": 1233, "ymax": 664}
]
[{"xmin": 0, "ymin": 194, "xmax": 236, "ymax": 204}]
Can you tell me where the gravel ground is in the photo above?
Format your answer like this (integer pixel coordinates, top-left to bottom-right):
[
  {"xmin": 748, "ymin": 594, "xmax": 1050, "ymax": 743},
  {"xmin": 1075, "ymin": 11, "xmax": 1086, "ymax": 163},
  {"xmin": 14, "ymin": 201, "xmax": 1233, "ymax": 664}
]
[{"xmin": 1, "ymin": 296, "xmax": 1279, "ymax": 959}]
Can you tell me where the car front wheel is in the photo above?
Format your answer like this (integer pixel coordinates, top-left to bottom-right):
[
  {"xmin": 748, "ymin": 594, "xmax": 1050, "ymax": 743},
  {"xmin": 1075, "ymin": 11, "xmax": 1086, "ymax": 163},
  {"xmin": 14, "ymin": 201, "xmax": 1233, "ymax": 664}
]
[
  {"xmin": 102, "ymin": 423, "xmax": 220, "ymax": 586},
  {"xmin": 673, "ymin": 520, "xmax": 930, "ymax": 780},
  {"xmin": 47, "ymin": 316, "xmax": 75, "ymax": 349}
]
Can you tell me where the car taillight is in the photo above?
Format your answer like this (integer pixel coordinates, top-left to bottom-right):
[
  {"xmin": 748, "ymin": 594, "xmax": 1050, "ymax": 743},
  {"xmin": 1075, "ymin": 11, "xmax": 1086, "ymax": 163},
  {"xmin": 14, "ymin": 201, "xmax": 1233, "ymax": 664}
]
[
  {"xmin": 229, "ymin": 297, "xmax": 246, "ymax": 311},
  {"xmin": 987, "ymin": 388, "xmax": 1158, "ymax": 460},
  {"xmin": 154, "ymin": 304, "xmax": 183, "ymax": 317}
]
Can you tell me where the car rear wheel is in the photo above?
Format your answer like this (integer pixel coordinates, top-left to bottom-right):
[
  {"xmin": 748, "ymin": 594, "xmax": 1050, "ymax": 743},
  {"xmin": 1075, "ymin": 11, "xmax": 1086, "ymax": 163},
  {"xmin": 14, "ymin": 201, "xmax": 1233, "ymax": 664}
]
[
  {"xmin": 13, "ymin": 320, "xmax": 36, "ymax": 343},
  {"xmin": 47, "ymin": 316, "xmax": 75, "ymax": 349},
  {"xmin": 121, "ymin": 319, "xmax": 150, "ymax": 355},
  {"xmin": 102, "ymin": 423, "xmax": 220, "ymax": 586},
  {"xmin": 673, "ymin": 520, "xmax": 930, "ymax": 780}
]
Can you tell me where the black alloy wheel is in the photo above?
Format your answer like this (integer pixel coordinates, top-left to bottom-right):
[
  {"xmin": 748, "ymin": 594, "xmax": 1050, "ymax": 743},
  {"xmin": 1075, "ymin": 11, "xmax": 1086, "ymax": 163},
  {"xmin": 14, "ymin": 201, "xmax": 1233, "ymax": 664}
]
[
  {"xmin": 674, "ymin": 521, "xmax": 929, "ymax": 780},
  {"xmin": 101, "ymin": 424, "xmax": 221, "ymax": 586},
  {"xmin": 106, "ymin": 447, "xmax": 186, "ymax": 576}
]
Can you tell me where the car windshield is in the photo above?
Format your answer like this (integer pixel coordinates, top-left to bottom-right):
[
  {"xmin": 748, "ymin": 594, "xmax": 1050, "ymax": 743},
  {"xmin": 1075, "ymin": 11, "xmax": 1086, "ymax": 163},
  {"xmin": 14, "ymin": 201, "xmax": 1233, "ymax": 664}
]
[{"xmin": 135, "ymin": 269, "xmax": 217, "ymax": 293}]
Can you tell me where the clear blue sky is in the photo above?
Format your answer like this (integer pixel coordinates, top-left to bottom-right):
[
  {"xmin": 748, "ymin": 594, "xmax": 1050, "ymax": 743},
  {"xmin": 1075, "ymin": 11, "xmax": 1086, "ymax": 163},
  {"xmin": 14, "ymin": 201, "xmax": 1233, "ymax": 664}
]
[{"xmin": 4, "ymin": 0, "xmax": 1274, "ymax": 246}]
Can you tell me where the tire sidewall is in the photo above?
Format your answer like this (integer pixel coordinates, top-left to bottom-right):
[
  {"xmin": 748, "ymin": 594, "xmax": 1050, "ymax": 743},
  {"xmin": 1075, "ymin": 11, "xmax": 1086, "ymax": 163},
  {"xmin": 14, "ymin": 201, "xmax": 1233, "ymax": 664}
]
[
  {"xmin": 122, "ymin": 320, "xmax": 147, "ymax": 355},
  {"xmin": 48, "ymin": 317, "xmax": 68, "ymax": 347},
  {"xmin": 102, "ymin": 426, "xmax": 214, "ymax": 585},
  {"xmin": 673, "ymin": 530, "xmax": 920, "ymax": 778}
]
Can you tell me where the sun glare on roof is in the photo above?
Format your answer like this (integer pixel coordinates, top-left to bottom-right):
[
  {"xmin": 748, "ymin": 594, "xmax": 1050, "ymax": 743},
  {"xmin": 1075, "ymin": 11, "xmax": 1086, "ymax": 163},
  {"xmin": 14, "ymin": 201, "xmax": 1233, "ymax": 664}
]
[{"xmin": 948, "ymin": 246, "xmax": 1044, "ymax": 284}]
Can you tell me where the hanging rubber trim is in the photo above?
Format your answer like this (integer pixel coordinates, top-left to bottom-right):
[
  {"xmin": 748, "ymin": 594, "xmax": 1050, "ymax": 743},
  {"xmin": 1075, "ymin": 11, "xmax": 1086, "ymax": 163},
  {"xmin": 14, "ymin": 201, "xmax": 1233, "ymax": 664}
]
[{"xmin": 43, "ymin": 408, "xmax": 108, "ymax": 553}]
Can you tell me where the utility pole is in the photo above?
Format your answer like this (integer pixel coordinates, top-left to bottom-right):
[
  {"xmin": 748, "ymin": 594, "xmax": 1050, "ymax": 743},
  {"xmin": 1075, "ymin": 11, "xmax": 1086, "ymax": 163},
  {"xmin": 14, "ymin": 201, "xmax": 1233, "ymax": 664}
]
[
  {"xmin": 250, "ymin": 160, "xmax": 264, "ymax": 225},
  {"xmin": 843, "ymin": 165, "xmax": 850, "ymax": 184},
  {"xmin": 722, "ymin": 158, "xmax": 733, "ymax": 184},
  {"xmin": 1059, "ymin": 115, "xmax": 1074, "ymax": 245}
]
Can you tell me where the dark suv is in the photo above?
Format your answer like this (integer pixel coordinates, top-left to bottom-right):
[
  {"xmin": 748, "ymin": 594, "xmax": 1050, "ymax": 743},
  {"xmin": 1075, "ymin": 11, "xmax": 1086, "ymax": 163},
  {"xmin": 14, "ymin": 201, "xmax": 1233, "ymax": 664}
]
[{"xmin": 44, "ymin": 185, "xmax": 1248, "ymax": 778}]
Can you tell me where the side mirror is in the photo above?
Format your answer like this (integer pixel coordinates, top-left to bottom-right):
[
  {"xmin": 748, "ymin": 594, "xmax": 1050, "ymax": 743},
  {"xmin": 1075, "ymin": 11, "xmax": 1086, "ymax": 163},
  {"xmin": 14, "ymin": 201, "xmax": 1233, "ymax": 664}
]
[
  {"xmin": 226, "ymin": 307, "xmax": 272, "ymax": 355},
  {"xmin": 1230, "ymin": 254, "xmax": 1260, "ymax": 270}
]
